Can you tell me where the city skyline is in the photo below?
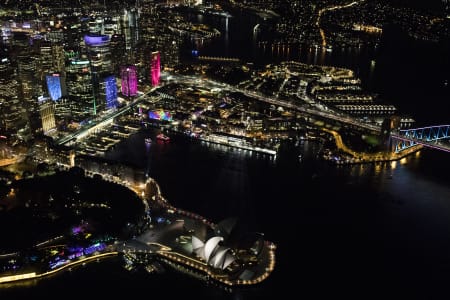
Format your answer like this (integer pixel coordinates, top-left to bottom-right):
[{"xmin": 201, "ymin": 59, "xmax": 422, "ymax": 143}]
[{"xmin": 0, "ymin": 1, "xmax": 449, "ymax": 299}]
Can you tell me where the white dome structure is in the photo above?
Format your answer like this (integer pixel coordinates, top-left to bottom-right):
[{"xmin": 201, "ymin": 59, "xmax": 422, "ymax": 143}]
[{"xmin": 191, "ymin": 236, "xmax": 236, "ymax": 270}]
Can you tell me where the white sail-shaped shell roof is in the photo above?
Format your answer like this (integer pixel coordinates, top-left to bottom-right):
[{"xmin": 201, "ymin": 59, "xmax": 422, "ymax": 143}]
[
  {"xmin": 192, "ymin": 236, "xmax": 204, "ymax": 251},
  {"xmin": 211, "ymin": 247, "xmax": 230, "ymax": 269},
  {"xmin": 222, "ymin": 253, "xmax": 235, "ymax": 269},
  {"xmin": 204, "ymin": 237, "xmax": 223, "ymax": 262},
  {"xmin": 191, "ymin": 236, "xmax": 235, "ymax": 270}
]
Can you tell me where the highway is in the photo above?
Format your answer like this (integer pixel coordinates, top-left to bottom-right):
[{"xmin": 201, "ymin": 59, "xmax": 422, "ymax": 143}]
[
  {"xmin": 171, "ymin": 74, "xmax": 381, "ymax": 133},
  {"xmin": 55, "ymin": 73, "xmax": 379, "ymax": 147},
  {"xmin": 56, "ymin": 88, "xmax": 159, "ymax": 145},
  {"xmin": 232, "ymin": 87, "xmax": 380, "ymax": 132}
]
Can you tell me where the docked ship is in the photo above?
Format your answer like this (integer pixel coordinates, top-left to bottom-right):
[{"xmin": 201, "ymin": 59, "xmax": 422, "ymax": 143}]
[{"xmin": 156, "ymin": 133, "xmax": 170, "ymax": 142}]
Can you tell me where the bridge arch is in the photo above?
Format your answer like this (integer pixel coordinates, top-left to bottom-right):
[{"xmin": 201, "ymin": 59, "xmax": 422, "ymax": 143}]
[{"xmin": 391, "ymin": 125, "xmax": 450, "ymax": 153}]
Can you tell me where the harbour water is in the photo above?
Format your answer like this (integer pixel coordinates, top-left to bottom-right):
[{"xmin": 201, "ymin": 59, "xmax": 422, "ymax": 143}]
[
  {"xmin": 2, "ymin": 128, "xmax": 450, "ymax": 299},
  {"xmin": 2, "ymin": 9, "xmax": 450, "ymax": 300}
]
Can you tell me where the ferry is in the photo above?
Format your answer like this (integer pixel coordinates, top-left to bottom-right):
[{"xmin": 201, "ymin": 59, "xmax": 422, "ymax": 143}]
[{"xmin": 156, "ymin": 133, "xmax": 170, "ymax": 142}]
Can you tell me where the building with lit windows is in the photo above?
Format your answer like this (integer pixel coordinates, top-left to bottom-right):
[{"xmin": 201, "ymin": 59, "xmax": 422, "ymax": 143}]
[
  {"xmin": 39, "ymin": 98, "xmax": 56, "ymax": 134},
  {"xmin": 66, "ymin": 59, "xmax": 95, "ymax": 120},
  {"xmin": 84, "ymin": 34, "xmax": 114, "ymax": 114},
  {"xmin": 120, "ymin": 65, "xmax": 138, "ymax": 97},
  {"xmin": 17, "ymin": 55, "xmax": 43, "ymax": 134},
  {"xmin": 110, "ymin": 34, "xmax": 126, "ymax": 74},
  {"xmin": 0, "ymin": 56, "xmax": 27, "ymax": 134},
  {"xmin": 100, "ymin": 75, "xmax": 118, "ymax": 110}
]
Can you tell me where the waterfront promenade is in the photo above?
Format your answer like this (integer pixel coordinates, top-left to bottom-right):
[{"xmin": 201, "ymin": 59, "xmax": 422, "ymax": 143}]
[{"xmin": 323, "ymin": 128, "xmax": 423, "ymax": 164}]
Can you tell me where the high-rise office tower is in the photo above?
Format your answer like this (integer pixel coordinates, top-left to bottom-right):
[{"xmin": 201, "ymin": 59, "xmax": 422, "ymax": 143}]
[
  {"xmin": 66, "ymin": 58, "xmax": 95, "ymax": 120},
  {"xmin": 37, "ymin": 41, "xmax": 65, "ymax": 75},
  {"xmin": 38, "ymin": 41, "xmax": 66, "ymax": 101},
  {"xmin": 17, "ymin": 55, "xmax": 43, "ymax": 134},
  {"xmin": 110, "ymin": 34, "xmax": 126, "ymax": 74},
  {"xmin": 46, "ymin": 74, "xmax": 63, "ymax": 101},
  {"xmin": 39, "ymin": 98, "xmax": 56, "ymax": 134},
  {"xmin": 0, "ymin": 56, "xmax": 27, "ymax": 134},
  {"xmin": 104, "ymin": 17, "xmax": 120, "ymax": 36},
  {"xmin": 52, "ymin": 44, "xmax": 66, "ymax": 75},
  {"xmin": 84, "ymin": 34, "xmax": 113, "ymax": 76},
  {"xmin": 100, "ymin": 75, "xmax": 118, "ymax": 110},
  {"xmin": 122, "ymin": 8, "xmax": 139, "ymax": 51},
  {"xmin": 84, "ymin": 34, "xmax": 115, "ymax": 114},
  {"xmin": 39, "ymin": 42, "xmax": 54, "ymax": 78},
  {"xmin": 120, "ymin": 65, "xmax": 138, "ymax": 97},
  {"xmin": 151, "ymin": 51, "xmax": 160, "ymax": 86}
]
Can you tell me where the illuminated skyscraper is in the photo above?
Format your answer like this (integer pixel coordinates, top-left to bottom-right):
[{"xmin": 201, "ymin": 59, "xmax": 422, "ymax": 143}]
[
  {"xmin": 39, "ymin": 98, "xmax": 56, "ymax": 134},
  {"xmin": 66, "ymin": 59, "xmax": 94, "ymax": 120},
  {"xmin": 151, "ymin": 51, "xmax": 160, "ymax": 86},
  {"xmin": 17, "ymin": 55, "xmax": 43, "ymax": 134},
  {"xmin": 84, "ymin": 34, "xmax": 113, "ymax": 77},
  {"xmin": 120, "ymin": 65, "xmax": 138, "ymax": 97},
  {"xmin": 0, "ymin": 56, "xmax": 27, "ymax": 133},
  {"xmin": 100, "ymin": 75, "xmax": 118, "ymax": 110},
  {"xmin": 46, "ymin": 74, "xmax": 63, "ymax": 101},
  {"xmin": 36, "ymin": 40, "xmax": 66, "ymax": 80},
  {"xmin": 84, "ymin": 34, "xmax": 114, "ymax": 114}
]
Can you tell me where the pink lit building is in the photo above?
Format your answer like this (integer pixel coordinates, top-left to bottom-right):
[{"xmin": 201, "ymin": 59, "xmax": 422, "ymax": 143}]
[
  {"xmin": 151, "ymin": 51, "xmax": 160, "ymax": 86},
  {"xmin": 120, "ymin": 65, "xmax": 138, "ymax": 96}
]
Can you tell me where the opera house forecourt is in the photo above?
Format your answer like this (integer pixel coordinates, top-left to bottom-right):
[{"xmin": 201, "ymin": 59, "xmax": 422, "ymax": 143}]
[{"xmin": 0, "ymin": 167, "xmax": 275, "ymax": 288}]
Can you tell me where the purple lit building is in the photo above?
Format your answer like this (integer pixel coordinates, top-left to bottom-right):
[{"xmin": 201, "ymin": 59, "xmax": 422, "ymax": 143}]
[
  {"xmin": 120, "ymin": 65, "xmax": 138, "ymax": 97},
  {"xmin": 103, "ymin": 75, "xmax": 118, "ymax": 109},
  {"xmin": 151, "ymin": 51, "xmax": 160, "ymax": 87}
]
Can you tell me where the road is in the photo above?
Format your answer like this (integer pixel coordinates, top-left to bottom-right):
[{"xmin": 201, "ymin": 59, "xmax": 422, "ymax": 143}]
[
  {"xmin": 56, "ymin": 88, "xmax": 159, "ymax": 145},
  {"xmin": 172, "ymin": 74, "xmax": 380, "ymax": 133},
  {"xmin": 56, "ymin": 72, "xmax": 380, "ymax": 148},
  {"xmin": 316, "ymin": 0, "xmax": 366, "ymax": 46}
]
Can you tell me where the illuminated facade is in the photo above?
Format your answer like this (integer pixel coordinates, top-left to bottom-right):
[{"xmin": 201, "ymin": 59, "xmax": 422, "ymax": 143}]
[
  {"xmin": 84, "ymin": 34, "xmax": 114, "ymax": 114},
  {"xmin": 84, "ymin": 34, "xmax": 113, "ymax": 76},
  {"xmin": 46, "ymin": 74, "xmax": 62, "ymax": 101},
  {"xmin": 101, "ymin": 75, "xmax": 118, "ymax": 110},
  {"xmin": 148, "ymin": 110, "xmax": 172, "ymax": 121},
  {"xmin": 120, "ymin": 66, "xmax": 138, "ymax": 97},
  {"xmin": 39, "ymin": 98, "xmax": 56, "ymax": 133},
  {"xmin": 151, "ymin": 51, "xmax": 160, "ymax": 87}
]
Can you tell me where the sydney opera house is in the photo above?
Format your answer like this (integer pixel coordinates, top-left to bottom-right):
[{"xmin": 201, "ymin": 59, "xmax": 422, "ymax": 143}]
[
  {"xmin": 0, "ymin": 172, "xmax": 275, "ymax": 288},
  {"xmin": 192, "ymin": 236, "xmax": 236, "ymax": 270},
  {"xmin": 121, "ymin": 211, "xmax": 276, "ymax": 287}
]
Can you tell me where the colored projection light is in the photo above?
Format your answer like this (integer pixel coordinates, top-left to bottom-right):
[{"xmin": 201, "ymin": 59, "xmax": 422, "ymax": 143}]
[
  {"xmin": 104, "ymin": 76, "xmax": 118, "ymax": 109},
  {"xmin": 120, "ymin": 66, "xmax": 137, "ymax": 96},
  {"xmin": 84, "ymin": 34, "xmax": 109, "ymax": 46},
  {"xmin": 151, "ymin": 51, "xmax": 160, "ymax": 86},
  {"xmin": 149, "ymin": 110, "xmax": 172, "ymax": 121},
  {"xmin": 46, "ymin": 74, "xmax": 62, "ymax": 101}
]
